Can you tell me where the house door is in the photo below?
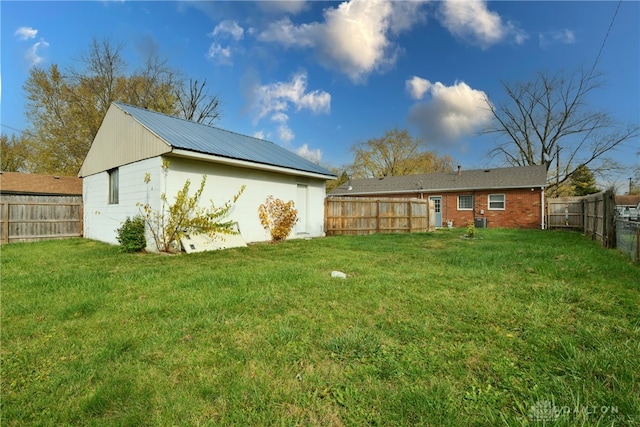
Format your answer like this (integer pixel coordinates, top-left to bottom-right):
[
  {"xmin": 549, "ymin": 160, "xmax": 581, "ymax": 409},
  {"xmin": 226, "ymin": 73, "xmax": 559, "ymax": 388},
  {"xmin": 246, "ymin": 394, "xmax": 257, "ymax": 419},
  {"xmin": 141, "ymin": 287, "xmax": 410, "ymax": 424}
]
[
  {"xmin": 429, "ymin": 196, "xmax": 442, "ymax": 227},
  {"xmin": 296, "ymin": 184, "xmax": 308, "ymax": 234}
]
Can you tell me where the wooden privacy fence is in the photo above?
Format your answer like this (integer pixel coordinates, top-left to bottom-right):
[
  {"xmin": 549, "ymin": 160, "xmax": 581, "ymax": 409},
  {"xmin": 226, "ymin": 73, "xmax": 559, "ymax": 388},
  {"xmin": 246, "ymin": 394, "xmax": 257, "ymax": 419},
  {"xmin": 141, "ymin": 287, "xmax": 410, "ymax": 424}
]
[
  {"xmin": 0, "ymin": 194, "xmax": 83, "ymax": 244},
  {"xmin": 546, "ymin": 190, "xmax": 616, "ymax": 249},
  {"xmin": 325, "ymin": 197, "xmax": 435, "ymax": 236},
  {"xmin": 583, "ymin": 190, "xmax": 616, "ymax": 248},
  {"xmin": 546, "ymin": 196, "xmax": 584, "ymax": 229}
]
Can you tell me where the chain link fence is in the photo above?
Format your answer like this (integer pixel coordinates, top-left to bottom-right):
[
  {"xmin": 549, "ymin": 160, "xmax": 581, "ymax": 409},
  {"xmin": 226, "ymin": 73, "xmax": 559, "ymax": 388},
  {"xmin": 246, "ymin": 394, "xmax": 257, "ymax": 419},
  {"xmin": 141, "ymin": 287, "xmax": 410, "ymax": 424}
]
[{"xmin": 616, "ymin": 219, "xmax": 640, "ymax": 262}]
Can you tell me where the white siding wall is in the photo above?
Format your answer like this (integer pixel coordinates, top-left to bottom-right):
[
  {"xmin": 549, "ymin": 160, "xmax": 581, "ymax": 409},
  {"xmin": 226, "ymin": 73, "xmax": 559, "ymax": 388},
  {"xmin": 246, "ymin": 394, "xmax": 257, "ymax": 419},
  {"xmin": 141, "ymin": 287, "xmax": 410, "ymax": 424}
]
[
  {"xmin": 84, "ymin": 155, "xmax": 328, "ymax": 250},
  {"xmin": 164, "ymin": 156, "xmax": 327, "ymax": 243},
  {"xmin": 83, "ymin": 157, "xmax": 163, "ymax": 248}
]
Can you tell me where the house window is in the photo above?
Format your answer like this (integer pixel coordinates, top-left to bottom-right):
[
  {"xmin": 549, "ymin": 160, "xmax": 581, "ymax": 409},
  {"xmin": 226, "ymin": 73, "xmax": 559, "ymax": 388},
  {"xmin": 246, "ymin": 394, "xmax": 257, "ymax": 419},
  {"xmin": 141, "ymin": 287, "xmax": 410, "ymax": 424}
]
[
  {"xmin": 108, "ymin": 168, "xmax": 119, "ymax": 204},
  {"xmin": 488, "ymin": 194, "xmax": 505, "ymax": 210},
  {"xmin": 458, "ymin": 195, "xmax": 473, "ymax": 210}
]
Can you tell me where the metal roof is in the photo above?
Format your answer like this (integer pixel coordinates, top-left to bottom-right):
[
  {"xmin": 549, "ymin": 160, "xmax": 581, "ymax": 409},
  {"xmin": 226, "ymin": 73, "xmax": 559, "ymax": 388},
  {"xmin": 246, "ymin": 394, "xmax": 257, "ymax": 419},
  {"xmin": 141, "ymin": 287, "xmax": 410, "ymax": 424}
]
[
  {"xmin": 114, "ymin": 103, "xmax": 335, "ymax": 177},
  {"xmin": 329, "ymin": 164, "xmax": 548, "ymax": 196}
]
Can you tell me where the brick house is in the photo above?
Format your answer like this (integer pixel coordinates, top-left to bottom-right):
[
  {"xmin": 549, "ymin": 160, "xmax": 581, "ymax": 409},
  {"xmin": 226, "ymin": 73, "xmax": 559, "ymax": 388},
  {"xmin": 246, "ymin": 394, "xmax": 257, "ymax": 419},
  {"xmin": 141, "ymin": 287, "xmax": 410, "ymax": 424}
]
[{"xmin": 328, "ymin": 164, "xmax": 548, "ymax": 229}]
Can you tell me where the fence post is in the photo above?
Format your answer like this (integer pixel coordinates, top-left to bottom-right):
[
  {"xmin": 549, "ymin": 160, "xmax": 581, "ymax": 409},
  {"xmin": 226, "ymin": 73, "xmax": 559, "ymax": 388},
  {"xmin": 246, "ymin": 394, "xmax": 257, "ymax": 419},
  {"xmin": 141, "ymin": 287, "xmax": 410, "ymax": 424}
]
[
  {"xmin": 324, "ymin": 198, "xmax": 329, "ymax": 236},
  {"xmin": 376, "ymin": 200, "xmax": 380, "ymax": 233},
  {"xmin": 606, "ymin": 189, "xmax": 616, "ymax": 248},
  {"xmin": 408, "ymin": 200, "xmax": 413, "ymax": 233},
  {"xmin": 1, "ymin": 202, "xmax": 8, "ymax": 244}
]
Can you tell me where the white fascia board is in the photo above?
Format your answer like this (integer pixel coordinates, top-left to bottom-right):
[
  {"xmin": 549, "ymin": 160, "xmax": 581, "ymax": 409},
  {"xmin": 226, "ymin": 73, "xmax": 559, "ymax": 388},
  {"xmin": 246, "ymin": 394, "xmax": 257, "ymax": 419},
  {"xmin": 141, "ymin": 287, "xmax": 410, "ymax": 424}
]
[
  {"xmin": 331, "ymin": 184, "xmax": 547, "ymax": 196},
  {"xmin": 420, "ymin": 184, "xmax": 548, "ymax": 192},
  {"xmin": 170, "ymin": 149, "xmax": 335, "ymax": 180}
]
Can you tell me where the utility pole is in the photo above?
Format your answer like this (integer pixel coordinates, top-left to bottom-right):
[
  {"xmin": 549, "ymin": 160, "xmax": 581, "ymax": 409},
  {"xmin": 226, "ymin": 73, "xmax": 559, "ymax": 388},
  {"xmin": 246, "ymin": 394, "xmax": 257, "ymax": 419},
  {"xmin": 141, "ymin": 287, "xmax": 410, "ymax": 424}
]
[{"xmin": 556, "ymin": 145, "xmax": 560, "ymax": 190}]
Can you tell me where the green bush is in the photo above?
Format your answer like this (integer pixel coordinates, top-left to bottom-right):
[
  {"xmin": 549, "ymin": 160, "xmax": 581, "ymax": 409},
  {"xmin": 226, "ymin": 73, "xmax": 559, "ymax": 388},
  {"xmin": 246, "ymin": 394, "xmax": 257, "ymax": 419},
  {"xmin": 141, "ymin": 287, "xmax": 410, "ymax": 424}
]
[
  {"xmin": 116, "ymin": 216, "xmax": 147, "ymax": 252},
  {"xmin": 466, "ymin": 222, "xmax": 476, "ymax": 238}
]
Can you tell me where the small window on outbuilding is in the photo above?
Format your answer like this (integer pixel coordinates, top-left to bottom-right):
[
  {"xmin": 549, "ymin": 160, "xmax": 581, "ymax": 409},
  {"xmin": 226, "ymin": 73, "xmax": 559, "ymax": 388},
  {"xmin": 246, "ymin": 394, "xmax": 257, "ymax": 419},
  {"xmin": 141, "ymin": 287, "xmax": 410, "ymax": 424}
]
[
  {"xmin": 458, "ymin": 195, "xmax": 473, "ymax": 210},
  {"xmin": 108, "ymin": 168, "xmax": 119, "ymax": 204},
  {"xmin": 488, "ymin": 194, "xmax": 505, "ymax": 210}
]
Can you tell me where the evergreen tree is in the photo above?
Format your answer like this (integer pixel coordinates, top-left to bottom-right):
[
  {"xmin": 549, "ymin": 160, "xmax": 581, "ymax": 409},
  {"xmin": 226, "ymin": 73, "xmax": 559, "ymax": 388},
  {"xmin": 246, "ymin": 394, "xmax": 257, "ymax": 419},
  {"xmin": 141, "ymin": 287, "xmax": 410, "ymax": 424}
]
[{"xmin": 570, "ymin": 164, "xmax": 599, "ymax": 196}]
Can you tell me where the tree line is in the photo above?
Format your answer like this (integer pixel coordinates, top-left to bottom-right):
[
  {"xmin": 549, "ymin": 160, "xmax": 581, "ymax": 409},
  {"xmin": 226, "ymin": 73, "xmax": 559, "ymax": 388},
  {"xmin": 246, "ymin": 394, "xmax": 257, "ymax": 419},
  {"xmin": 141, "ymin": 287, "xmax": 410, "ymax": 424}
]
[
  {"xmin": 2, "ymin": 38, "xmax": 638, "ymax": 196},
  {"xmin": 2, "ymin": 38, "xmax": 220, "ymax": 176}
]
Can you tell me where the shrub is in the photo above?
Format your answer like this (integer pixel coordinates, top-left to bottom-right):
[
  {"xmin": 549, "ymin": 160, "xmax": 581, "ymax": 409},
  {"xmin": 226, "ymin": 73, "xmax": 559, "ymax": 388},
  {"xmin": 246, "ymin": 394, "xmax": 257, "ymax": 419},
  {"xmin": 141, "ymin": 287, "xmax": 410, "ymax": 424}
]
[
  {"xmin": 139, "ymin": 174, "xmax": 245, "ymax": 253},
  {"xmin": 466, "ymin": 222, "xmax": 476, "ymax": 238},
  {"xmin": 116, "ymin": 215, "xmax": 147, "ymax": 252},
  {"xmin": 258, "ymin": 196, "xmax": 298, "ymax": 242}
]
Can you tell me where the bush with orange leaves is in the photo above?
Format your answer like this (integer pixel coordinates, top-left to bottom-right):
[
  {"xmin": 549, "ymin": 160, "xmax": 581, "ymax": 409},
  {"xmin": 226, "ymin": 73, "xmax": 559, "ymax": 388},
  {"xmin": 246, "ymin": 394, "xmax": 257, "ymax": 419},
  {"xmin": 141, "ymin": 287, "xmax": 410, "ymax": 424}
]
[{"xmin": 258, "ymin": 195, "xmax": 298, "ymax": 242}]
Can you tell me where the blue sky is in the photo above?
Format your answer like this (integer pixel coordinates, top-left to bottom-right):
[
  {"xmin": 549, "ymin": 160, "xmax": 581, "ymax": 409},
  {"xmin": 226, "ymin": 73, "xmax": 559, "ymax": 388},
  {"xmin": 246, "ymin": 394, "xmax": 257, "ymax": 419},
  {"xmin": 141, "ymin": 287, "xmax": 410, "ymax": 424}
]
[{"xmin": 2, "ymin": 1, "xmax": 639, "ymax": 187}]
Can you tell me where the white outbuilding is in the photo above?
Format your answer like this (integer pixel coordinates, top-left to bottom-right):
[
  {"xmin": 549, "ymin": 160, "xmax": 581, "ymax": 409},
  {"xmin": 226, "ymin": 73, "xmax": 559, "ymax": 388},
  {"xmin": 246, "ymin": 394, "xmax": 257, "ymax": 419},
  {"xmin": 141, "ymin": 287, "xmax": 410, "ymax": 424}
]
[{"xmin": 79, "ymin": 102, "xmax": 335, "ymax": 250}]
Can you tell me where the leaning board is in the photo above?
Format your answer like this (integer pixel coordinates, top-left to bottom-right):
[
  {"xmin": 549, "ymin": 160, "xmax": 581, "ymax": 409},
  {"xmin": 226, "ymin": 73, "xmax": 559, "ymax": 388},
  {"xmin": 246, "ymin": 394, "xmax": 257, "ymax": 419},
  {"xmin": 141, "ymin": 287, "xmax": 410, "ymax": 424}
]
[{"xmin": 180, "ymin": 232, "xmax": 247, "ymax": 253}]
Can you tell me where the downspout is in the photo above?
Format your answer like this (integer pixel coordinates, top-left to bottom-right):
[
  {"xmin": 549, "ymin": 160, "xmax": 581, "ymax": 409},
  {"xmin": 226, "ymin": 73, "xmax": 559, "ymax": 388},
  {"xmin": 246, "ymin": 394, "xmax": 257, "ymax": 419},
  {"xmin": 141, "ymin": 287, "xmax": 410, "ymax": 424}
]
[
  {"xmin": 472, "ymin": 189, "xmax": 477, "ymax": 226},
  {"xmin": 541, "ymin": 187, "xmax": 545, "ymax": 230}
]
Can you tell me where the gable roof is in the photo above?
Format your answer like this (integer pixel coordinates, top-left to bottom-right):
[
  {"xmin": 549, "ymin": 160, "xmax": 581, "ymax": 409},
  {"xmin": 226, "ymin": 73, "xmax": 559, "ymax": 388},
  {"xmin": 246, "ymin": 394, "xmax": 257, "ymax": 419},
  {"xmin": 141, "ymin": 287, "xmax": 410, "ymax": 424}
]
[
  {"xmin": 329, "ymin": 164, "xmax": 548, "ymax": 196},
  {"xmin": 89, "ymin": 102, "xmax": 334, "ymax": 178},
  {"xmin": 0, "ymin": 172, "xmax": 82, "ymax": 195}
]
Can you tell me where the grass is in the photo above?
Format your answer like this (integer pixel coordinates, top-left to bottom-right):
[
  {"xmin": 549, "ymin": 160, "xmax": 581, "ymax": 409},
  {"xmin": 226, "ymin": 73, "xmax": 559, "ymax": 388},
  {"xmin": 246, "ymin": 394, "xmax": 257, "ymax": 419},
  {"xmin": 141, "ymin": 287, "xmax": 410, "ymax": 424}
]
[{"xmin": 1, "ymin": 228, "xmax": 639, "ymax": 426}]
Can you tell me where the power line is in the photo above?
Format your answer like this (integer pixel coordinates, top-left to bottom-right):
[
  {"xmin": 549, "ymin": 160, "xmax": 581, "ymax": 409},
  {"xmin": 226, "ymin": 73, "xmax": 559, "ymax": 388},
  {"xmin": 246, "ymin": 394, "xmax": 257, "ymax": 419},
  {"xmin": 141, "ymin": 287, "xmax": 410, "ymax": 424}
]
[
  {"xmin": 1, "ymin": 123, "xmax": 26, "ymax": 134},
  {"xmin": 589, "ymin": 0, "xmax": 622, "ymax": 76},
  {"xmin": 0, "ymin": 124, "xmax": 36, "ymax": 138}
]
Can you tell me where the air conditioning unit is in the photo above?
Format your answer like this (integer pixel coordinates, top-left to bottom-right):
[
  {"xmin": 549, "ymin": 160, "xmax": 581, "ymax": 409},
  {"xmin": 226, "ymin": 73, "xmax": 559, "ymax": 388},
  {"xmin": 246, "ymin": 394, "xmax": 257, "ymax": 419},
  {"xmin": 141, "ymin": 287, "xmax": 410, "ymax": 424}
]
[{"xmin": 474, "ymin": 217, "xmax": 487, "ymax": 228}]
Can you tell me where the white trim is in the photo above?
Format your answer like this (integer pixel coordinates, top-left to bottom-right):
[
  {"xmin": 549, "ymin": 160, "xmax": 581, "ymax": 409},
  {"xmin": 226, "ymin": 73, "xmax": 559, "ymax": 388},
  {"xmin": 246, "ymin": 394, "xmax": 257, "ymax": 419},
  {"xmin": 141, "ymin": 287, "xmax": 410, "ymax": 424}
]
[
  {"xmin": 457, "ymin": 194, "xmax": 473, "ymax": 210},
  {"xmin": 331, "ymin": 185, "xmax": 547, "ymax": 197},
  {"xmin": 108, "ymin": 167, "xmax": 119, "ymax": 205},
  {"xmin": 170, "ymin": 149, "xmax": 335, "ymax": 180},
  {"xmin": 488, "ymin": 193, "xmax": 505, "ymax": 210},
  {"xmin": 541, "ymin": 187, "xmax": 546, "ymax": 229},
  {"xmin": 429, "ymin": 195, "xmax": 443, "ymax": 227}
]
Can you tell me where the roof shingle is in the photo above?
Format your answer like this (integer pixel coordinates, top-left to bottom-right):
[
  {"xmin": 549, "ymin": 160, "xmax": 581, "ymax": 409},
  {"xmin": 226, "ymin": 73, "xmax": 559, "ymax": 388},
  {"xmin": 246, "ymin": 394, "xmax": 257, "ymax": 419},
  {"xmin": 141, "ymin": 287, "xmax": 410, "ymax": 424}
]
[
  {"xmin": 329, "ymin": 164, "xmax": 548, "ymax": 196},
  {"xmin": 0, "ymin": 172, "xmax": 82, "ymax": 195}
]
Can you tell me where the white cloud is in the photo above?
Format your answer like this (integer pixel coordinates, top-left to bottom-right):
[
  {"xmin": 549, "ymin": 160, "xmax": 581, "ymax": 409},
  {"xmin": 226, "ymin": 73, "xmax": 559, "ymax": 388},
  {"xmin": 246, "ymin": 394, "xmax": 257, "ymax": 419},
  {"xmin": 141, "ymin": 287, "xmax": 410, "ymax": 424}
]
[
  {"xmin": 248, "ymin": 71, "xmax": 330, "ymax": 143},
  {"xmin": 271, "ymin": 112, "xmax": 289, "ymax": 123},
  {"xmin": 258, "ymin": 17, "xmax": 316, "ymax": 48},
  {"xmin": 539, "ymin": 29, "xmax": 576, "ymax": 48},
  {"xmin": 438, "ymin": 0, "xmax": 527, "ymax": 49},
  {"xmin": 406, "ymin": 76, "xmax": 432, "ymax": 100},
  {"xmin": 259, "ymin": 0, "xmax": 428, "ymax": 83},
  {"xmin": 211, "ymin": 20, "xmax": 244, "ymax": 41},
  {"xmin": 407, "ymin": 78, "xmax": 493, "ymax": 146},
  {"xmin": 251, "ymin": 71, "xmax": 330, "ymax": 124},
  {"xmin": 14, "ymin": 26, "xmax": 38, "ymax": 40},
  {"xmin": 277, "ymin": 124, "xmax": 295, "ymax": 142},
  {"xmin": 25, "ymin": 39, "xmax": 49, "ymax": 67},
  {"xmin": 295, "ymin": 143, "xmax": 323, "ymax": 164},
  {"xmin": 258, "ymin": 0, "xmax": 308, "ymax": 15},
  {"xmin": 206, "ymin": 43, "xmax": 232, "ymax": 65}
]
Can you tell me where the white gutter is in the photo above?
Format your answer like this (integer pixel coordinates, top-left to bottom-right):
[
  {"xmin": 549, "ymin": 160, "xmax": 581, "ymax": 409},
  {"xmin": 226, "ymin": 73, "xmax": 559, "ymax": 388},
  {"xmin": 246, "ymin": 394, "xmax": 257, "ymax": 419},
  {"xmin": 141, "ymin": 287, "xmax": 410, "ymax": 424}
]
[
  {"xmin": 170, "ymin": 148, "xmax": 336, "ymax": 180},
  {"xmin": 332, "ymin": 185, "xmax": 546, "ymax": 197}
]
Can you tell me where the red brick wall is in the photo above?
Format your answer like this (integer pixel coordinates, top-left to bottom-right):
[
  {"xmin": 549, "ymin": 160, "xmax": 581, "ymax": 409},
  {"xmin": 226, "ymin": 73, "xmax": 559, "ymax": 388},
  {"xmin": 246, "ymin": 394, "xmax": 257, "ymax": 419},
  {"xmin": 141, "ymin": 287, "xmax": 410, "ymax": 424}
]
[
  {"xmin": 342, "ymin": 188, "xmax": 545, "ymax": 229},
  {"xmin": 433, "ymin": 188, "xmax": 543, "ymax": 229}
]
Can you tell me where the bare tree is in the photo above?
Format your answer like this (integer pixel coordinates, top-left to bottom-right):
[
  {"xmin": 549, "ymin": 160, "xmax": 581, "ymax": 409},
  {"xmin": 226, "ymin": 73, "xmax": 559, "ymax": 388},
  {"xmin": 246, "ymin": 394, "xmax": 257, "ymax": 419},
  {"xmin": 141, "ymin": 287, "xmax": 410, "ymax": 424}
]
[
  {"xmin": 484, "ymin": 67, "xmax": 639, "ymax": 195},
  {"xmin": 22, "ymin": 38, "xmax": 223, "ymax": 175},
  {"xmin": 350, "ymin": 128, "xmax": 453, "ymax": 178},
  {"xmin": 124, "ymin": 55, "xmax": 179, "ymax": 112},
  {"xmin": 175, "ymin": 78, "xmax": 221, "ymax": 125}
]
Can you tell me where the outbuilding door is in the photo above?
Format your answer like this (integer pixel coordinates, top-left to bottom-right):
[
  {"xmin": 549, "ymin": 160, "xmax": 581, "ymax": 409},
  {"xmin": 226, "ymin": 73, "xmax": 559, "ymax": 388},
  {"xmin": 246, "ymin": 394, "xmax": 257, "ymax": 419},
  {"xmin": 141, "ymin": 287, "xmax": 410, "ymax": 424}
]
[
  {"xmin": 296, "ymin": 184, "xmax": 308, "ymax": 234},
  {"xmin": 429, "ymin": 196, "xmax": 442, "ymax": 227}
]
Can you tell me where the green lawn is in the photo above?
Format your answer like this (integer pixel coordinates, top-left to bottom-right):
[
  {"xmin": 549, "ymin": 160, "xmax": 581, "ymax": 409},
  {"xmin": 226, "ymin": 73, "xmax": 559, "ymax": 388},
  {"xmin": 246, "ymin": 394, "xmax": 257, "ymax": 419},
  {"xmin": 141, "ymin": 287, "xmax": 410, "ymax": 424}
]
[{"xmin": 2, "ymin": 229, "xmax": 639, "ymax": 426}]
